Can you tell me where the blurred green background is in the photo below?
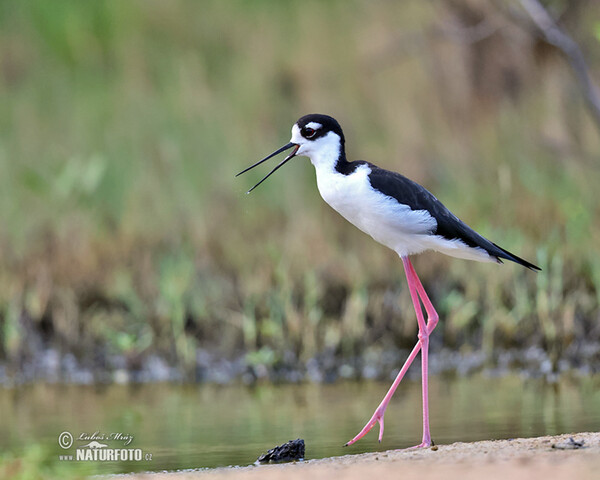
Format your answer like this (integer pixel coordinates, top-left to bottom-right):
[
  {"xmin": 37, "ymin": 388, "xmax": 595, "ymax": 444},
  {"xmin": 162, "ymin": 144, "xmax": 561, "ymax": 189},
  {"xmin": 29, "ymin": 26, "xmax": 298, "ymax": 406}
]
[{"xmin": 0, "ymin": 0, "xmax": 599, "ymax": 385}]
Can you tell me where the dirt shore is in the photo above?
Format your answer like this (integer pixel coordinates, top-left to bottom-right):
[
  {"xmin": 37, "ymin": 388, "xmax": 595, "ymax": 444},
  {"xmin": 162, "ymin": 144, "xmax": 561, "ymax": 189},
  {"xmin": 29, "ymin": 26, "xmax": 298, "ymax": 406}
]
[{"xmin": 126, "ymin": 432, "xmax": 600, "ymax": 480}]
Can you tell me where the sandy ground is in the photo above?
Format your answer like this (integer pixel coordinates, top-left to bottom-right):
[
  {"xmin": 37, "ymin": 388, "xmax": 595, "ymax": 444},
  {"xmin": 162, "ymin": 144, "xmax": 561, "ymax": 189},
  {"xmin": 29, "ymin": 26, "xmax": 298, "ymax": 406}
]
[{"xmin": 127, "ymin": 432, "xmax": 600, "ymax": 480}]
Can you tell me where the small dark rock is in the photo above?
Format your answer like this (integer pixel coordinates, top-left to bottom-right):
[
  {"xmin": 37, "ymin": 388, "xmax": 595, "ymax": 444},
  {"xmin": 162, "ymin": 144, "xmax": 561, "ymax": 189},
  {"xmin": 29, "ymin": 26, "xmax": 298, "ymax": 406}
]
[
  {"xmin": 257, "ymin": 439, "xmax": 305, "ymax": 464},
  {"xmin": 551, "ymin": 437, "xmax": 585, "ymax": 450}
]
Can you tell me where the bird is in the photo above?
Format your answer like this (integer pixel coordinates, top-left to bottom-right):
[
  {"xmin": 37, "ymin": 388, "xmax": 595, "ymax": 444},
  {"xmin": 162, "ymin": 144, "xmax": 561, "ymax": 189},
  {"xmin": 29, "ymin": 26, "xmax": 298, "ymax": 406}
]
[{"xmin": 237, "ymin": 113, "xmax": 540, "ymax": 449}]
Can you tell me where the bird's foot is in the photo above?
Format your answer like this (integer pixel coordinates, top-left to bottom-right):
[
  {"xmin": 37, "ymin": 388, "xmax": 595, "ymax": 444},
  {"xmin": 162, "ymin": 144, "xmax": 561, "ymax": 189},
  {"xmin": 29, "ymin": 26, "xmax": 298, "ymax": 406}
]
[
  {"xmin": 344, "ymin": 405, "xmax": 386, "ymax": 446},
  {"xmin": 406, "ymin": 440, "xmax": 432, "ymax": 449}
]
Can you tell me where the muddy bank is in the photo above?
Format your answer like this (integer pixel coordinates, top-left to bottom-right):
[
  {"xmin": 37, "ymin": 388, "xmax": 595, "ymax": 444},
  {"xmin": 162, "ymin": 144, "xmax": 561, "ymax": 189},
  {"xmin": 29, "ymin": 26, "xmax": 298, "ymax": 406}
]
[{"xmin": 124, "ymin": 432, "xmax": 600, "ymax": 480}]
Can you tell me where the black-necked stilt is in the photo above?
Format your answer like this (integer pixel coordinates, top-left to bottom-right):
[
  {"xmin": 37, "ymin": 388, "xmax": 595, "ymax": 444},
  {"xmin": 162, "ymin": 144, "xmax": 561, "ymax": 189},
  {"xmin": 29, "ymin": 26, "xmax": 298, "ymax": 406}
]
[{"xmin": 237, "ymin": 114, "xmax": 540, "ymax": 449}]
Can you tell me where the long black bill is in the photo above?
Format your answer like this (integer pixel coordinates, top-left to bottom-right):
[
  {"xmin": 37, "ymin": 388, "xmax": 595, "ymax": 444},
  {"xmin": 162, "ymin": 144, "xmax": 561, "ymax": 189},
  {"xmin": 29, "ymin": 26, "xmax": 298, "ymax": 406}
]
[{"xmin": 236, "ymin": 142, "xmax": 299, "ymax": 194}]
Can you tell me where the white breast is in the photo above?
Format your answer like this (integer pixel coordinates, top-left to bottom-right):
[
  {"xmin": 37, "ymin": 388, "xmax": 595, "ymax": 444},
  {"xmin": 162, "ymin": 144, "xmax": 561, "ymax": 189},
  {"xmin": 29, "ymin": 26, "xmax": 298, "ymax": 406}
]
[{"xmin": 313, "ymin": 163, "xmax": 439, "ymax": 257}]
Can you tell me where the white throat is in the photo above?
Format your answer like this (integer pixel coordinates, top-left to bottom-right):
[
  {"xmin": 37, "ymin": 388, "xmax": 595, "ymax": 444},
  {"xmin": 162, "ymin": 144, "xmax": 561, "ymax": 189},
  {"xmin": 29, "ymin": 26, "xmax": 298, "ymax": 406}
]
[{"xmin": 290, "ymin": 124, "xmax": 343, "ymax": 173}]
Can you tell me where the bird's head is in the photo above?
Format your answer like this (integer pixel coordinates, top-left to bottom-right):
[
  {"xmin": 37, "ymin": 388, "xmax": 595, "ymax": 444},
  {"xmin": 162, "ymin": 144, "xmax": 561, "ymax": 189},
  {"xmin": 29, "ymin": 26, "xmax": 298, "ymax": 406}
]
[
  {"xmin": 291, "ymin": 114, "xmax": 345, "ymax": 159},
  {"xmin": 237, "ymin": 114, "xmax": 345, "ymax": 193}
]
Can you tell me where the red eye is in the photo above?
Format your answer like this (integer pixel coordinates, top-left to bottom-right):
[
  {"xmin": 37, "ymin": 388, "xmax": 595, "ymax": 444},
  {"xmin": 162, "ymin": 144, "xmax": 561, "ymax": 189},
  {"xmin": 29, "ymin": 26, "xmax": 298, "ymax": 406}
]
[{"xmin": 302, "ymin": 127, "xmax": 316, "ymax": 138}]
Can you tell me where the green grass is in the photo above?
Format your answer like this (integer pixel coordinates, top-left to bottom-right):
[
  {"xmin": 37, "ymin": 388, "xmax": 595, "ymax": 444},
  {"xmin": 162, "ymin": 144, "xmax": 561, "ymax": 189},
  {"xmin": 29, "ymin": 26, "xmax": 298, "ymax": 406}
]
[
  {"xmin": 0, "ymin": 0, "xmax": 598, "ymax": 379},
  {"xmin": 0, "ymin": 444, "xmax": 95, "ymax": 480}
]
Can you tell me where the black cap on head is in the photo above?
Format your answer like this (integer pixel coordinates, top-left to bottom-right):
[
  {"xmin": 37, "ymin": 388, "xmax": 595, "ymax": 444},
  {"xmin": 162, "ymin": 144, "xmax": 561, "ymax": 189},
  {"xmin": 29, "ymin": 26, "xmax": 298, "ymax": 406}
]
[{"xmin": 296, "ymin": 114, "xmax": 345, "ymax": 144}]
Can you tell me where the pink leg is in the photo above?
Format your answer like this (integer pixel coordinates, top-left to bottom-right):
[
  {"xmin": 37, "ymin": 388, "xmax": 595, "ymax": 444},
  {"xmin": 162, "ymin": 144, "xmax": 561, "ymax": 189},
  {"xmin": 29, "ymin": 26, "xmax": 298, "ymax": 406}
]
[
  {"xmin": 345, "ymin": 256, "xmax": 439, "ymax": 447},
  {"xmin": 405, "ymin": 257, "xmax": 439, "ymax": 447},
  {"xmin": 403, "ymin": 257, "xmax": 432, "ymax": 448},
  {"xmin": 405, "ymin": 259, "xmax": 439, "ymax": 336},
  {"xmin": 344, "ymin": 337, "xmax": 422, "ymax": 446}
]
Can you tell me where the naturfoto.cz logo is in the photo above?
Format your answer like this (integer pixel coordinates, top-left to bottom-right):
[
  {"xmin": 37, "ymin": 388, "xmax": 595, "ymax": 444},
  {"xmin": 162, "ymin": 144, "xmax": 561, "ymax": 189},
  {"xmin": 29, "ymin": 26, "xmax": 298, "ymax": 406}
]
[{"xmin": 58, "ymin": 431, "xmax": 152, "ymax": 462}]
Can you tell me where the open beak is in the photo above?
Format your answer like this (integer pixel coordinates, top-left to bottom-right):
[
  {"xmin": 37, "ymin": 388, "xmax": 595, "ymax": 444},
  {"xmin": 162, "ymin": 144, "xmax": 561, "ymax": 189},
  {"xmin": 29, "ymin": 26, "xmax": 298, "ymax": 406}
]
[{"xmin": 236, "ymin": 142, "xmax": 300, "ymax": 194}]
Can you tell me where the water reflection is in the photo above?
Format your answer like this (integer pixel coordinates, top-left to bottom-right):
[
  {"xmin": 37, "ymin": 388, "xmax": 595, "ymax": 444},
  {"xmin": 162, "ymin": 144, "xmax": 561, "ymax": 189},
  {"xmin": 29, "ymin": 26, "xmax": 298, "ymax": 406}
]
[{"xmin": 1, "ymin": 375, "xmax": 599, "ymax": 474}]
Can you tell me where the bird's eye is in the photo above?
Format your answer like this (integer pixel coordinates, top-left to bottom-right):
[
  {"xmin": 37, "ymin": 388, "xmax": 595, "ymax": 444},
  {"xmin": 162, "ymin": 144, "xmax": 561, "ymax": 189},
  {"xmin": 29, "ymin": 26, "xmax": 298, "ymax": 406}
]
[{"xmin": 301, "ymin": 127, "xmax": 316, "ymax": 138}]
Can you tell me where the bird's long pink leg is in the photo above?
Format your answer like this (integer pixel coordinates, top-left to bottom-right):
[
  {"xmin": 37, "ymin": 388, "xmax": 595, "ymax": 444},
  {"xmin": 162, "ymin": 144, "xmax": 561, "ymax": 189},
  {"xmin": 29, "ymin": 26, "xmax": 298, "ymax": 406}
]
[
  {"xmin": 345, "ymin": 256, "xmax": 439, "ymax": 447},
  {"xmin": 403, "ymin": 257, "xmax": 437, "ymax": 448},
  {"xmin": 405, "ymin": 258, "xmax": 439, "ymax": 336},
  {"xmin": 344, "ymin": 335, "xmax": 423, "ymax": 446}
]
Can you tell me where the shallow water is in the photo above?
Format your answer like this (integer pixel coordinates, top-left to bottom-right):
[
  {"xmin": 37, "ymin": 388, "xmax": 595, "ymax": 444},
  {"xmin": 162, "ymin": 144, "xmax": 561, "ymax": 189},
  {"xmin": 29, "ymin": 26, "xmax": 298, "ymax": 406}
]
[{"xmin": 1, "ymin": 375, "xmax": 599, "ymax": 474}]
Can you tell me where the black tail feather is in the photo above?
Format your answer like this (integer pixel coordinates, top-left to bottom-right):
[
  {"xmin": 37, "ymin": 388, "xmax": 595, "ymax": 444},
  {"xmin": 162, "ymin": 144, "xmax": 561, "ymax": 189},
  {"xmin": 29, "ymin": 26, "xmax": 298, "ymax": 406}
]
[{"xmin": 492, "ymin": 243, "xmax": 541, "ymax": 271}]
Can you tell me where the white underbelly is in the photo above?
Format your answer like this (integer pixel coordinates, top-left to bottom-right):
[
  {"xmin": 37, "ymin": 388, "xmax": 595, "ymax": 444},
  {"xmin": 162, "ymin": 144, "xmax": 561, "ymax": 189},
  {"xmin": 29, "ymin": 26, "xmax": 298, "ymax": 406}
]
[
  {"xmin": 315, "ymin": 164, "xmax": 437, "ymax": 256},
  {"xmin": 314, "ymin": 164, "xmax": 495, "ymax": 262}
]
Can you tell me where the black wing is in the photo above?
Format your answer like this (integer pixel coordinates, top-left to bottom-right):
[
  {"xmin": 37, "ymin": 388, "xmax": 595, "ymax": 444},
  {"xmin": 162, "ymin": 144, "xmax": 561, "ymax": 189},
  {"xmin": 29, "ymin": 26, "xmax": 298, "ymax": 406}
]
[{"xmin": 366, "ymin": 164, "xmax": 540, "ymax": 271}]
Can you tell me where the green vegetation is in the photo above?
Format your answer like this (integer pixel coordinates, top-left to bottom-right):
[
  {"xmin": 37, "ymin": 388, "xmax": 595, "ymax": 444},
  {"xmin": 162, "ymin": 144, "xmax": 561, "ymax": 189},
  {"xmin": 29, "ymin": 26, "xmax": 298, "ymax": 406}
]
[
  {"xmin": 0, "ymin": 1, "xmax": 598, "ymax": 381},
  {"xmin": 0, "ymin": 444, "xmax": 94, "ymax": 480}
]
